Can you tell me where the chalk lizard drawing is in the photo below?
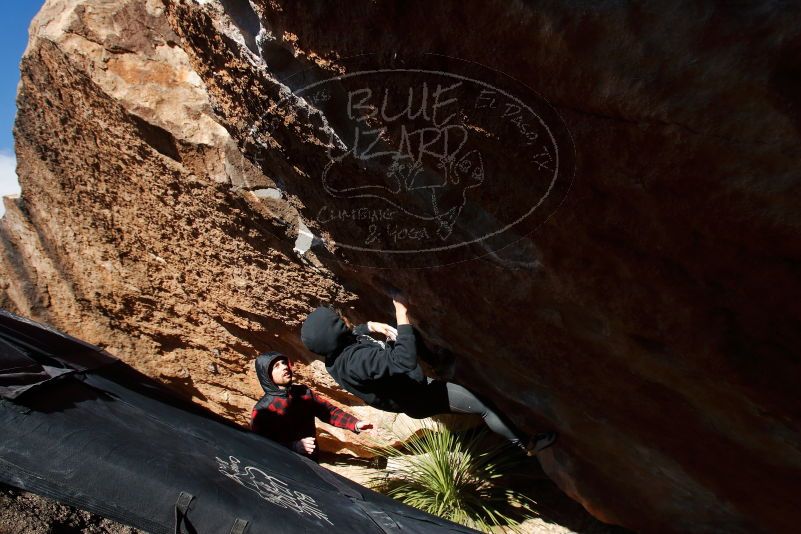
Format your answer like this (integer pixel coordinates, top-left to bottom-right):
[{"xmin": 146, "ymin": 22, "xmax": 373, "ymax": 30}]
[{"xmin": 216, "ymin": 456, "xmax": 334, "ymax": 526}]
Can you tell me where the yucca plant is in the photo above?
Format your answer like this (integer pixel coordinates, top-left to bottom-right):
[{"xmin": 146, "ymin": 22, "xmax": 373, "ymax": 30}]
[{"xmin": 368, "ymin": 424, "xmax": 537, "ymax": 533}]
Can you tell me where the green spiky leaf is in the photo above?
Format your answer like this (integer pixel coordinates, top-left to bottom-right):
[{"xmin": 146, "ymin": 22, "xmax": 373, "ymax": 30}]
[{"xmin": 367, "ymin": 423, "xmax": 537, "ymax": 533}]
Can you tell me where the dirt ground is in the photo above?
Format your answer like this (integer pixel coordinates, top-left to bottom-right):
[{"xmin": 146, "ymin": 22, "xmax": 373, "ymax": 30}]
[{"xmin": 0, "ymin": 485, "xmax": 141, "ymax": 534}]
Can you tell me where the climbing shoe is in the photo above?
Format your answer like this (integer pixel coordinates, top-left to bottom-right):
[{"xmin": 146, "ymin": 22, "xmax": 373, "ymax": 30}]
[{"xmin": 525, "ymin": 432, "xmax": 557, "ymax": 456}]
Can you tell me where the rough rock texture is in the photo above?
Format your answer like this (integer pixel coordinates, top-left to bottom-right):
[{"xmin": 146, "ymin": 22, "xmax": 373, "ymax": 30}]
[
  {"xmin": 2, "ymin": 1, "xmax": 801, "ymax": 533},
  {"xmin": 0, "ymin": 0, "xmax": 354, "ymax": 425},
  {"xmin": 0, "ymin": 0, "xmax": 453, "ymax": 477}
]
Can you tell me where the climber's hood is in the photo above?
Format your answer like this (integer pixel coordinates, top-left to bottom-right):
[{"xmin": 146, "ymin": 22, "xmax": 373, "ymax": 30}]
[{"xmin": 300, "ymin": 307, "xmax": 351, "ymax": 357}]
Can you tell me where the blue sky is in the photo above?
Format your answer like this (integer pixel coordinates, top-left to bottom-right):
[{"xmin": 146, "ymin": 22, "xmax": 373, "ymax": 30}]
[{"xmin": 0, "ymin": 1, "xmax": 45, "ymax": 216}]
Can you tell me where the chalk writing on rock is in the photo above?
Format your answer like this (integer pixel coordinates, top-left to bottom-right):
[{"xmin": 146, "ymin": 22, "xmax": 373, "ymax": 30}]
[{"xmin": 251, "ymin": 57, "xmax": 574, "ymax": 267}]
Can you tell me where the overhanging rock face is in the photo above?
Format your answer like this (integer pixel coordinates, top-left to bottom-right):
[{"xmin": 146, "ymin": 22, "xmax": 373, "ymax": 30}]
[{"xmin": 2, "ymin": 0, "xmax": 801, "ymax": 532}]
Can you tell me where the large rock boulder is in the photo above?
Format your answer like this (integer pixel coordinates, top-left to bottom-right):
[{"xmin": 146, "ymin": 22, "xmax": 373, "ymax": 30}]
[
  {"xmin": 2, "ymin": 0, "xmax": 800, "ymax": 532},
  {"xmin": 0, "ymin": 0, "xmax": 354, "ymax": 423}
]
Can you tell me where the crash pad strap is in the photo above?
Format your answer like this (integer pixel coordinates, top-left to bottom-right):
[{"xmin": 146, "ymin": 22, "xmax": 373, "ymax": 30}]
[
  {"xmin": 174, "ymin": 491, "xmax": 194, "ymax": 534},
  {"xmin": 229, "ymin": 518, "xmax": 249, "ymax": 534},
  {"xmin": 357, "ymin": 500, "xmax": 401, "ymax": 532},
  {"xmin": 313, "ymin": 466, "xmax": 400, "ymax": 532}
]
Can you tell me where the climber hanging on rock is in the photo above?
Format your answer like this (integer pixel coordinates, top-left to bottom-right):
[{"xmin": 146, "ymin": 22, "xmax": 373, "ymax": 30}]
[
  {"xmin": 250, "ymin": 352, "xmax": 373, "ymax": 462},
  {"xmin": 300, "ymin": 296, "xmax": 556, "ymax": 455}
]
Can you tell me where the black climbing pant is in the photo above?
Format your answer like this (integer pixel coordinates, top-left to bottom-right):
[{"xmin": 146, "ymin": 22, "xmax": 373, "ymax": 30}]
[{"xmin": 401, "ymin": 379, "xmax": 528, "ymax": 448}]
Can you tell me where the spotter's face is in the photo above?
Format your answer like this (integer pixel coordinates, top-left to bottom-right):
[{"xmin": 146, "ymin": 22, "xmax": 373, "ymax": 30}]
[{"xmin": 270, "ymin": 358, "xmax": 292, "ymax": 387}]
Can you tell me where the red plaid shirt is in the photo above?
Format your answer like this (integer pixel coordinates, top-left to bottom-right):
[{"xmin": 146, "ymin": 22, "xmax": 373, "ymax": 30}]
[{"xmin": 250, "ymin": 385, "xmax": 359, "ymax": 450}]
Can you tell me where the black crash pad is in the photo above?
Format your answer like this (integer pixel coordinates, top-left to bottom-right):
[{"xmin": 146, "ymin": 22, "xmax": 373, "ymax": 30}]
[{"xmin": 0, "ymin": 309, "xmax": 476, "ymax": 533}]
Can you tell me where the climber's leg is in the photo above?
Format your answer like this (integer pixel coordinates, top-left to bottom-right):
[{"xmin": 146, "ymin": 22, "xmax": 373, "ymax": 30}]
[
  {"xmin": 444, "ymin": 381, "xmax": 528, "ymax": 447},
  {"xmin": 402, "ymin": 380, "xmax": 556, "ymax": 454}
]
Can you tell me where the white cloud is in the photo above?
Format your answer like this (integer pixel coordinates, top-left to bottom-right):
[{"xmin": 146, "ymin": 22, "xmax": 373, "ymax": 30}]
[{"xmin": 0, "ymin": 150, "xmax": 21, "ymax": 218}]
